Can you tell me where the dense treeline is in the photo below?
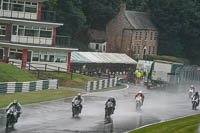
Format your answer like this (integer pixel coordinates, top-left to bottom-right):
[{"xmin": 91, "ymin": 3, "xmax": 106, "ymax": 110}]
[{"xmin": 43, "ymin": 0, "xmax": 200, "ymax": 64}]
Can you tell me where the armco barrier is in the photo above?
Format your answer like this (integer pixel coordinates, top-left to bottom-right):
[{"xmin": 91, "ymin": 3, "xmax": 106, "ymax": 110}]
[
  {"xmin": 0, "ymin": 79, "xmax": 58, "ymax": 94},
  {"xmin": 86, "ymin": 77, "xmax": 118, "ymax": 91}
]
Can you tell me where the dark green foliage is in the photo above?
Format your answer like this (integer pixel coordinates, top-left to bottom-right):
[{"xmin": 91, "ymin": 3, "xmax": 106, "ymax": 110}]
[
  {"xmin": 146, "ymin": 55, "xmax": 190, "ymax": 64},
  {"xmin": 149, "ymin": 0, "xmax": 200, "ymax": 64},
  {"xmin": 42, "ymin": 0, "xmax": 122, "ymax": 50},
  {"xmin": 126, "ymin": 0, "xmax": 149, "ymax": 11},
  {"xmin": 81, "ymin": 0, "xmax": 122, "ymax": 30}
]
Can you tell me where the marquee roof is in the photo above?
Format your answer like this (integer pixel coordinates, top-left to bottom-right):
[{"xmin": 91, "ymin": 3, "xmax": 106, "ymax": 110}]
[{"xmin": 71, "ymin": 52, "xmax": 137, "ymax": 64}]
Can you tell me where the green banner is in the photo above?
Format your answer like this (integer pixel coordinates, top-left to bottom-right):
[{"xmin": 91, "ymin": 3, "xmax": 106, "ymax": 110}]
[
  {"xmin": 15, "ymin": 83, "xmax": 23, "ymax": 92},
  {"xmin": 29, "ymin": 82, "xmax": 36, "ymax": 91},
  {"xmin": 0, "ymin": 83, "xmax": 7, "ymax": 93}
]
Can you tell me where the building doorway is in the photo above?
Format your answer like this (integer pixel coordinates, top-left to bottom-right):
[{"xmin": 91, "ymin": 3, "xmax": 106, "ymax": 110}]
[
  {"xmin": 27, "ymin": 51, "xmax": 32, "ymax": 62},
  {"xmin": 143, "ymin": 46, "xmax": 147, "ymax": 59},
  {"xmin": 49, "ymin": 55, "xmax": 54, "ymax": 62},
  {"xmin": 0, "ymin": 48, "xmax": 4, "ymax": 59}
]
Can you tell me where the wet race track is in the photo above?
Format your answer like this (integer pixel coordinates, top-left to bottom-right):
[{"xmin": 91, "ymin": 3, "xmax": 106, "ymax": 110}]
[{"xmin": 0, "ymin": 84, "xmax": 200, "ymax": 133}]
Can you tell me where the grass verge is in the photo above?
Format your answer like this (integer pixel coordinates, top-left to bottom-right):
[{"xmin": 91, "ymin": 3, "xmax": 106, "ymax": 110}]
[
  {"xmin": 95, "ymin": 84, "xmax": 127, "ymax": 92},
  {"xmin": 129, "ymin": 114, "xmax": 200, "ymax": 133},
  {"xmin": 39, "ymin": 72, "xmax": 98, "ymax": 89},
  {"xmin": 0, "ymin": 89, "xmax": 78, "ymax": 108},
  {"xmin": 0, "ymin": 62, "xmax": 37, "ymax": 82}
]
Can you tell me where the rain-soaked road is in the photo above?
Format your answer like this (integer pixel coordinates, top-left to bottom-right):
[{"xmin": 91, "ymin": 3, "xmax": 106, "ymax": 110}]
[{"xmin": 0, "ymin": 84, "xmax": 200, "ymax": 133}]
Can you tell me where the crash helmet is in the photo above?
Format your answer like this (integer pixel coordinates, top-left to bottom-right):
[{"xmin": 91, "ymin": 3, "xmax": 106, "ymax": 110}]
[
  {"xmin": 139, "ymin": 91, "xmax": 142, "ymax": 94},
  {"xmin": 109, "ymin": 96, "xmax": 114, "ymax": 99},
  {"xmin": 77, "ymin": 93, "xmax": 81, "ymax": 98},
  {"xmin": 190, "ymin": 85, "xmax": 194, "ymax": 88},
  {"xmin": 13, "ymin": 100, "xmax": 18, "ymax": 105}
]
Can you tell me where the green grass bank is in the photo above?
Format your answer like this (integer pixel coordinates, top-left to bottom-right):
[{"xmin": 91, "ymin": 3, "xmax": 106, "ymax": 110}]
[
  {"xmin": 0, "ymin": 88, "xmax": 78, "ymax": 108},
  {"xmin": 129, "ymin": 114, "xmax": 200, "ymax": 133},
  {"xmin": 39, "ymin": 72, "xmax": 98, "ymax": 89},
  {"xmin": 0, "ymin": 62, "xmax": 37, "ymax": 82}
]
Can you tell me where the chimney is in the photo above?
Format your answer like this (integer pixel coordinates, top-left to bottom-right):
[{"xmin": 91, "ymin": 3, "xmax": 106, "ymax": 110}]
[{"xmin": 120, "ymin": 0, "xmax": 126, "ymax": 12}]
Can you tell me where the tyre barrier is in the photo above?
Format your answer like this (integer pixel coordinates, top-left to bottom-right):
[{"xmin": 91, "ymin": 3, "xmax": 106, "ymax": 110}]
[
  {"xmin": 0, "ymin": 79, "xmax": 58, "ymax": 94},
  {"xmin": 86, "ymin": 77, "xmax": 119, "ymax": 91}
]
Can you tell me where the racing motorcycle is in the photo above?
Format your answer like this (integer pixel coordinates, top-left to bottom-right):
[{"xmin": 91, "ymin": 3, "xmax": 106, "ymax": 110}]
[
  {"xmin": 192, "ymin": 97, "xmax": 199, "ymax": 110},
  {"xmin": 6, "ymin": 106, "xmax": 18, "ymax": 128},
  {"xmin": 72, "ymin": 100, "xmax": 81, "ymax": 117},
  {"xmin": 136, "ymin": 96, "xmax": 143, "ymax": 111},
  {"xmin": 105, "ymin": 101, "xmax": 114, "ymax": 118}
]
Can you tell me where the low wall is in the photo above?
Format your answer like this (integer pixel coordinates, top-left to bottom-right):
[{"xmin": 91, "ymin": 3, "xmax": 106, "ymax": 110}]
[
  {"xmin": 86, "ymin": 77, "xmax": 118, "ymax": 91},
  {"xmin": 0, "ymin": 79, "xmax": 58, "ymax": 94}
]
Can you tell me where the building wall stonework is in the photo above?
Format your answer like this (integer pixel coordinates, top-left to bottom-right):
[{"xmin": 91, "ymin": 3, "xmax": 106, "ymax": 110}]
[
  {"xmin": 106, "ymin": 3, "xmax": 158, "ymax": 58},
  {"xmin": 106, "ymin": 3, "xmax": 133, "ymax": 53},
  {"xmin": 131, "ymin": 29, "xmax": 158, "ymax": 59}
]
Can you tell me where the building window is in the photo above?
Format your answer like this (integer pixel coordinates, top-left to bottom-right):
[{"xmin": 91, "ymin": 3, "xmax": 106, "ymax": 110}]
[
  {"xmin": 137, "ymin": 46, "xmax": 140, "ymax": 54},
  {"xmin": 148, "ymin": 46, "xmax": 151, "ymax": 54},
  {"xmin": 154, "ymin": 32, "xmax": 158, "ymax": 40},
  {"xmin": 150, "ymin": 32, "xmax": 153, "ymax": 40},
  {"xmin": 145, "ymin": 32, "xmax": 148, "ymax": 40},
  {"xmin": 11, "ymin": 2, "xmax": 24, "ymax": 12},
  {"xmin": 135, "ymin": 32, "xmax": 138, "ymax": 40},
  {"xmin": 32, "ymin": 51, "xmax": 39, "ymax": 61},
  {"xmin": 0, "ymin": 25, "xmax": 6, "ymax": 36},
  {"xmin": 133, "ymin": 46, "xmax": 136, "ymax": 53},
  {"xmin": 0, "ymin": 0, "xmax": 2, "ymax": 9},
  {"xmin": 152, "ymin": 46, "xmax": 155, "ymax": 54},
  {"xmin": 2, "ymin": 0, "xmax": 37, "ymax": 13},
  {"xmin": 25, "ymin": 2, "xmax": 37, "ymax": 13},
  {"xmin": 3, "ymin": 0, "xmax": 10, "ymax": 10},
  {"xmin": 139, "ymin": 32, "xmax": 142, "ymax": 40},
  {"xmin": 12, "ymin": 25, "xmax": 53, "ymax": 38}
]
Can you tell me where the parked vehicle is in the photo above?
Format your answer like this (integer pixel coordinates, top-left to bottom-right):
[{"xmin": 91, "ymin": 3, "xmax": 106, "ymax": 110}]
[{"xmin": 146, "ymin": 60, "xmax": 183, "ymax": 89}]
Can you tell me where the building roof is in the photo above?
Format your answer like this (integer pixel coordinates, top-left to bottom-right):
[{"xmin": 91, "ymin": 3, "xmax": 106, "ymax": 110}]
[
  {"xmin": 0, "ymin": 18, "xmax": 63, "ymax": 27},
  {"xmin": 88, "ymin": 29, "xmax": 106, "ymax": 42},
  {"xmin": 125, "ymin": 11, "xmax": 156, "ymax": 30},
  {"xmin": 71, "ymin": 52, "xmax": 137, "ymax": 64},
  {"xmin": 19, "ymin": 0, "xmax": 48, "ymax": 2},
  {"xmin": 0, "ymin": 42, "xmax": 78, "ymax": 52}
]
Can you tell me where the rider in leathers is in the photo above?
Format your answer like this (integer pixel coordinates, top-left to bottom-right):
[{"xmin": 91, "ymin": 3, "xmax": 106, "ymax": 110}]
[
  {"xmin": 135, "ymin": 91, "xmax": 145, "ymax": 105},
  {"xmin": 105, "ymin": 96, "xmax": 116, "ymax": 114},
  {"xmin": 6, "ymin": 100, "xmax": 22, "ymax": 122},
  {"xmin": 192, "ymin": 91, "xmax": 200, "ymax": 106},
  {"xmin": 72, "ymin": 93, "xmax": 84, "ymax": 113}
]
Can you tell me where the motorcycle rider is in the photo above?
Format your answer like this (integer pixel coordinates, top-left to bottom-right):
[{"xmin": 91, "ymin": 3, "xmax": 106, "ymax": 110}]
[
  {"xmin": 135, "ymin": 91, "xmax": 145, "ymax": 105},
  {"xmin": 6, "ymin": 100, "xmax": 22, "ymax": 122},
  {"xmin": 189, "ymin": 85, "xmax": 195, "ymax": 98},
  {"xmin": 72, "ymin": 93, "xmax": 84, "ymax": 113},
  {"xmin": 192, "ymin": 91, "xmax": 200, "ymax": 106},
  {"xmin": 105, "ymin": 96, "xmax": 116, "ymax": 114}
]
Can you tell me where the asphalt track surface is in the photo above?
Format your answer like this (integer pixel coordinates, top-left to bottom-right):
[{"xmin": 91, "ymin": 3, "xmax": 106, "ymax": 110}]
[{"xmin": 0, "ymin": 84, "xmax": 199, "ymax": 133}]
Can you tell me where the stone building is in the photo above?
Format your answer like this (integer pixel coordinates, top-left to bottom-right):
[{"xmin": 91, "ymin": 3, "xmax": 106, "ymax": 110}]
[{"xmin": 106, "ymin": 1, "xmax": 158, "ymax": 59}]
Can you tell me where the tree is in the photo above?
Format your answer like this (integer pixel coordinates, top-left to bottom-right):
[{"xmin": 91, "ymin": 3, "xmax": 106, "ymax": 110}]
[
  {"xmin": 81, "ymin": 0, "xmax": 122, "ymax": 30},
  {"xmin": 56, "ymin": 0, "xmax": 86, "ymax": 36},
  {"xmin": 148, "ymin": 0, "xmax": 200, "ymax": 64}
]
